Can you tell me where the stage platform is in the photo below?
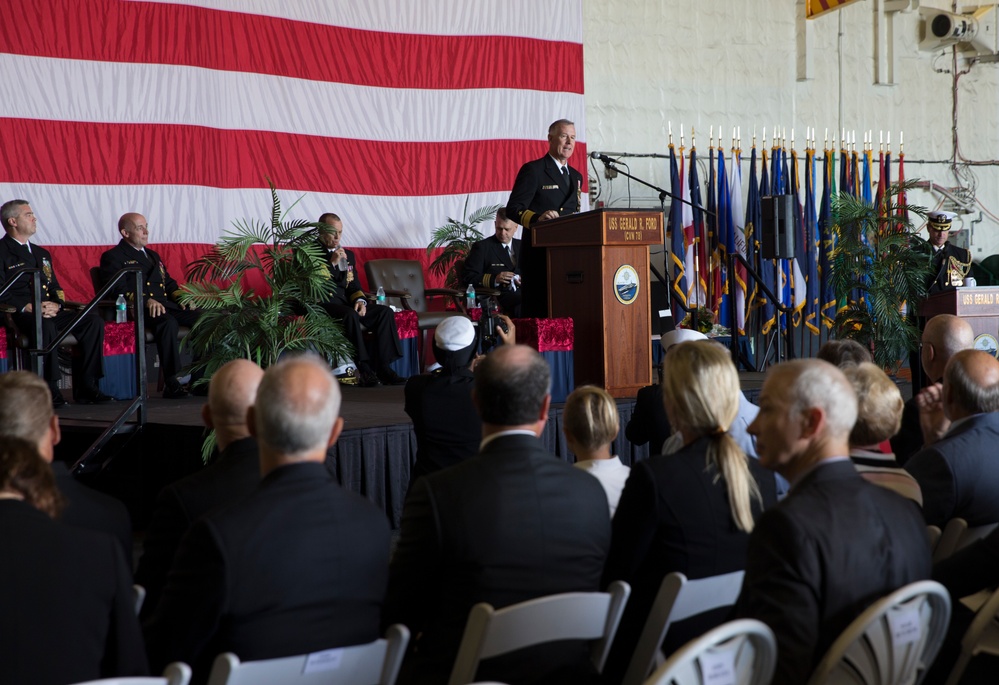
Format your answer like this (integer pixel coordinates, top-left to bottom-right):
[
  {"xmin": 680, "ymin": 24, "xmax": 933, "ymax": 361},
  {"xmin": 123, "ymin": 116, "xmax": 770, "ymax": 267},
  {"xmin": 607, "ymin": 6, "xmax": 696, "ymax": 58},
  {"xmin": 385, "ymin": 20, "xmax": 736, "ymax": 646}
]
[{"xmin": 53, "ymin": 371, "xmax": 783, "ymax": 532}]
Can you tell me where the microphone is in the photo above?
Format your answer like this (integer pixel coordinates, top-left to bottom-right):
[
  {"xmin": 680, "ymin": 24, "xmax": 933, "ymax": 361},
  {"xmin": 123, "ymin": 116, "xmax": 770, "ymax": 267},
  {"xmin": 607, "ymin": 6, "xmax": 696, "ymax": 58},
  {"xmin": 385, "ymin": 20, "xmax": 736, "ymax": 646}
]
[{"xmin": 589, "ymin": 152, "xmax": 620, "ymax": 164}]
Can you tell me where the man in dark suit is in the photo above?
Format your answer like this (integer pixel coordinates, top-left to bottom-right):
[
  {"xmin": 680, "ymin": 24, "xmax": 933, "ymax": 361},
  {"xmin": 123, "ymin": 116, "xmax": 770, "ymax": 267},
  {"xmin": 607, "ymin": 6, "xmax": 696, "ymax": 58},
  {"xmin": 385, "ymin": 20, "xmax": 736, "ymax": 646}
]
[
  {"xmin": 144, "ymin": 353, "xmax": 391, "ymax": 683},
  {"xmin": 0, "ymin": 371, "xmax": 133, "ymax": 559},
  {"xmin": 386, "ymin": 344, "xmax": 611, "ymax": 685},
  {"xmin": 135, "ymin": 359, "xmax": 264, "ymax": 618},
  {"xmin": 506, "ymin": 119, "xmax": 584, "ymax": 318},
  {"xmin": 463, "ymin": 208, "xmax": 522, "ymax": 316},
  {"xmin": 0, "ymin": 437, "xmax": 147, "ymax": 685},
  {"xmin": 0, "ymin": 199, "xmax": 110, "ymax": 406},
  {"xmin": 735, "ymin": 359, "xmax": 931, "ymax": 685},
  {"xmin": 317, "ymin": 212, "xmax": 404, "ymax": 387},
  {"xmin": 891, "ymin": 314, "xmax": 974, "ymax": 464},
  {"xmin": 905, "ymin": 350, "xmax": 999, "ymax": 527},
  {"xmin": 100, "ymin": 212, "xmax": 200, "ymax": 398}
]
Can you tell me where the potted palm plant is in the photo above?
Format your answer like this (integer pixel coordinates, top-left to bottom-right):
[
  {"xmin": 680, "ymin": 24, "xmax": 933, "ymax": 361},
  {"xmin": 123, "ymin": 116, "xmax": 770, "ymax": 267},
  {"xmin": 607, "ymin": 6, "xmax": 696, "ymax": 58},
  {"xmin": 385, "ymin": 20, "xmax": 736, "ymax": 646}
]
[
  {"xmin": 427, "ymin": 198, "xmax": 504, "ymax": 291},
  {"xmin": 830, "ymin": 180, "xmax": 934, "ymax": 373}
]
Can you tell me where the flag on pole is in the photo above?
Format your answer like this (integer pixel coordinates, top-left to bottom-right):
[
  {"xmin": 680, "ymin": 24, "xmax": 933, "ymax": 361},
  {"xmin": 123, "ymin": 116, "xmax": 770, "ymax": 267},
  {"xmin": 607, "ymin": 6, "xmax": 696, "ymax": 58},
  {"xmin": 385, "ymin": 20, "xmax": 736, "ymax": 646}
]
[
  {"xmin": 688, "ymin": 145, "xmax": 709, "ymax": 305},
  {"xmin": 818, "ymin": 147, "xmax": 837, "ymax": 328},
  {"xmin": 803, "ymin": 144, "xmax": 820, "ymax": 334},
  {"xmin": 667, "ymin": 143, "xmax": 688, "ymax": 319},
  {"xmin": 707, "ymin": 142, "xmax": 721, "ymax": 315},
  {"xmin": 730, "ymin": 146, "xmax": 748, "ymax": 334},
  {"xmin": 862, "ymin": 147, "xmax": 874, "ymax": 205},
  {"xmin": 807, "ymin": 0, "xmax": 863, "ymax": 19},
  {"xmin": 758, "ymin": 145, "xmax": 778, "ymax": 335},
  {"xmin": 716, "ymin": 146, "xmax": 733, "ymax": 325},
  {"xmin": 789, "ymin": 148, "xmax": 808, "ymax": 326}
]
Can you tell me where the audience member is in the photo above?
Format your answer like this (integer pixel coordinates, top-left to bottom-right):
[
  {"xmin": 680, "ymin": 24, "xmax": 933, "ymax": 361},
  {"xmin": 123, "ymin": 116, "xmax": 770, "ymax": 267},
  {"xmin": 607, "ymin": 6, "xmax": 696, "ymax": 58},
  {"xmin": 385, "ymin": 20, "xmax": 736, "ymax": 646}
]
[
  {"xmin": 316, "ymin": 213, "xmax": 405, "ymax": 387},
  {"xmin": 0, "ymin": 437, "xmax": 147, "ymax": 684},
  {"xmin": 734, "ymin": 359, "xmax": 931, "ymax": 685},
  {"xmin": 905, "ymin": 349, "xmax": 999, "ymax": 527},
  {"xmin": 144, "ymin": 354, "xmax": 391, "ymax": 683},
  {"xmin": 0, "ymin": 371, "xmax": 132, "ymax": 557},
  {"xmin": 462, "ymin": 208, "xmax": 522, "ymax": 316},
  {"xmin": 100, "ymin": 212, "xmax": 201, "ymax": 398},
  {"xmin": 134, "ymin": 359, "xmax": 265, "ymax": 617},
  {"xmin": 385, "ymin": 345, "xmax": 611, "ymax": 685},
  {"xmin": 842, "ymin": 363, "xmax": 922, "ymax": 505},
  {"xmin": 0, "ymin": 199, "xmax": 111, "ymax": 406},
  {"xmin": 816, "ymin": 338, "xmax": 872, "ymax": 367},
  {"xmin": 602, "ymin": 342, "xmax": 777, "ymax": 683},
  {"xmin": 891, "ymin": 313, "xmax": 974, "ymax": 463},
  {"xmin": 564, "ymin": 385, "xmax": 630, "ymax": 517}
]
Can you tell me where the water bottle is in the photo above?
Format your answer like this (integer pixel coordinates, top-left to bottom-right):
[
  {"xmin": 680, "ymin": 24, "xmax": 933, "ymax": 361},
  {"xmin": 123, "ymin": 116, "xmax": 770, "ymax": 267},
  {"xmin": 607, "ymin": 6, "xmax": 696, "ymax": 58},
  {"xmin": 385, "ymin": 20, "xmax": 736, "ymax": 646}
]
[
  {"xmin": 466, "ymin": 284, "xmax": 476, "ymax": 310},
  {"xmin": 376, "ymin": 286, "xmax": 386, "ymax": 305},
  {"xmin": 115, "ymin": 294, "xmax": 127, "ymax": 323}
]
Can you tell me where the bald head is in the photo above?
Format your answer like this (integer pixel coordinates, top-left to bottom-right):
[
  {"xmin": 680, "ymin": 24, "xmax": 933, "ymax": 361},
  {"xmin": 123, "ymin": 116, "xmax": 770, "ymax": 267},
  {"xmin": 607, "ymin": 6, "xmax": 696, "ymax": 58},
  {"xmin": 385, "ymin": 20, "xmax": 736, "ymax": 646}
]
[
  {"xmin": 118, "ymin": 212, "xmax": 149, "ymax": 249},
  {"xmin": 922, "ymin": 314, "xmax": 975, "ymax": 382},
  {"xmin": 250, "ymin": 354, "xmax": 343, "ymax": 471},
  {"xmin": 202, "ymin": 360, "xmax": 264, "ymax": 450},
  {"xmin": 943, "ymin": 349, "xmax": 999, "ymax": 420},
  {"xmin": 473, "ymin": 344, "xmax": 551, "ymax": 433}
]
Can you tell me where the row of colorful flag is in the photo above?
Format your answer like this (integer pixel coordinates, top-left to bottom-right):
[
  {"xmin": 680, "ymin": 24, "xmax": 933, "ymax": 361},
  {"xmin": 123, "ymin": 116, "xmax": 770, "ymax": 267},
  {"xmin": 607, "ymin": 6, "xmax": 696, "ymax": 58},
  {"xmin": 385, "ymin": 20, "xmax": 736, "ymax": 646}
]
[{"xmin": 666, "ymin": 135, "xmax": 909, "ymax": 336}]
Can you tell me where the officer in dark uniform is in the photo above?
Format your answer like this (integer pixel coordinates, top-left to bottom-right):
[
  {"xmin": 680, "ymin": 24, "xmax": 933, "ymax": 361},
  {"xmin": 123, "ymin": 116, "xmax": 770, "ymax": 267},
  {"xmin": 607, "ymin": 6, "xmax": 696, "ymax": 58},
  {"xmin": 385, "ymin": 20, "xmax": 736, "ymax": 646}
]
[
  {"xmin": 316, "ymin": 213, "xmax": 405, "ymax": 388},
  {"xmin": 0, "ymin": 199, "xmax": 110, "ymax": 407},
  {"xmin": 100, "ymin": 212, "xmax": 200, "ymax": 398},
  {"xmin": 506, "ymin": 118, "xmax": 584, "ymax": 318},
  {"xmin": 462, "ymin": 208, "xmax": 522, "ymax": 316}
]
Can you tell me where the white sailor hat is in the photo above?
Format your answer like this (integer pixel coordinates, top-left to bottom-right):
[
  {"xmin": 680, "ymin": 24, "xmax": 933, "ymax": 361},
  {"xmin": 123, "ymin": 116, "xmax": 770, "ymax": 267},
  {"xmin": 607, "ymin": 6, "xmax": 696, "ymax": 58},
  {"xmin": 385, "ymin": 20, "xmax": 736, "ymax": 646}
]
[
  {"xmin": 434, "ymin": 316, "xmax": 476, "ymax": 351},
  {"xmin": 927, "ymin": 210, "xmax": 958, "ymax": 230},
  {"xmin": 660, "ymin": 328, "xmax": 708, "ymax": 352}
]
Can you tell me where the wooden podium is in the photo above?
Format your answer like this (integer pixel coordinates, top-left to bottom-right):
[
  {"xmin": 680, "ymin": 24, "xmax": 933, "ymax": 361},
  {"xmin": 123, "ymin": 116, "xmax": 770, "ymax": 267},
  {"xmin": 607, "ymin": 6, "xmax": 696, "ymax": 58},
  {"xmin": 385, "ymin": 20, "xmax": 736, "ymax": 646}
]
[
  {"xmin": 534, "ymin": 208, "xmax": 663, "ymax": 397},
  {"xmin": 920, "ymin": 287, "xmax": 999, "ymax": 356}
]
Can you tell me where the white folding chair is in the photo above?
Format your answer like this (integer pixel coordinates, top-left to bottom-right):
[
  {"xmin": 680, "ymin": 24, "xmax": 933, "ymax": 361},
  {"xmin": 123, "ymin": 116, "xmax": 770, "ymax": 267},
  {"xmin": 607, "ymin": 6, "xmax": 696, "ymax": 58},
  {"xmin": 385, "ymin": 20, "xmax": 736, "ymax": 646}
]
[
  {"xmin": 621, "ymin": 570, "xmax": 746, "ymax": 685},
  {"xmin": 642, "ymin": 618, "xmax": 776, "ymax": 685},
  {"xmin": 945, "ymin": 583, "xmax": 999, "ymax": 685},
  {"xmin": 71, "ymin": 662, "xmax": 191, "ymax": 685},
  {"xmin": 447, "ymin": 580, "xmax": 631, "ymax": 685},
  {"xmin": 805, "ymin": 580, "xmax": 951, "ymax": 685},
  {"xmin": 932, "ymin": 518, "xmax": 997, "ymax": 563},
  {"xmin": 133, "ymin": 584, "xmax": 147, "ymax": 616},
  {"xmin": 205, "ymin": 624, "xmax": 409, "ymax": 685}
]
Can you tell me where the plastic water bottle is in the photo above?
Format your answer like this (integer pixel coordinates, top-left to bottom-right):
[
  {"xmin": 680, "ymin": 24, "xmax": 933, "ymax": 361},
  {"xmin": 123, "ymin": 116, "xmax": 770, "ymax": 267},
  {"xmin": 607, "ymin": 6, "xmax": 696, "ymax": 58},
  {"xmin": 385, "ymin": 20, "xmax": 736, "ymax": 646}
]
[
  {"xmin": 115, "ymin": 295, "xmax": 127, "ymax": 323},
  {"xmin": 376, "ymin": 286, "xmax": 386, "ymax": 305},
  {"xmin": 466, "ymin": 284, "xmax": 476, "ymax": 310}
]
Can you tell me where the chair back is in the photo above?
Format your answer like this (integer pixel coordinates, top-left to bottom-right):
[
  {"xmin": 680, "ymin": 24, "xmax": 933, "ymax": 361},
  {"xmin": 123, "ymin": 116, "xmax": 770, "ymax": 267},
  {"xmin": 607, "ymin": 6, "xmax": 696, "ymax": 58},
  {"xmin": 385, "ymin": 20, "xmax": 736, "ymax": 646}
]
[
  {"xmin": 364, "ymin": 260, "xmax": 430, "ymax": 312},
  {"xmin": 943, "ymin": 582, "xmax": 999, "ymax": 685},
  {"xmin": 933, "ymin": 518, "xmax": 998, "ymax": 563},
  {"xmin": 71, "ymin": 662, "xmax": 191, "ymax": 685},
  {"xmin": 641, "ymin": 618, "xmax": 776, "ymax": 685},
  {"xmin": 90, "ymin": 266, "xmax": 103, "ymax": 295},
  {"xmin": 805, "ymin": 580, "xmax": 951, "ymax": 685},
  {"xmin": 622, "ymin": 571, "xmax": 746, "ymax": 685},
  {"xmin": 447, "ymin": 581, "xmax": 631, "ymax": 685},
  {"xmin": 205, "ymin": 624, "xmax": 409, "ymax": 685}
]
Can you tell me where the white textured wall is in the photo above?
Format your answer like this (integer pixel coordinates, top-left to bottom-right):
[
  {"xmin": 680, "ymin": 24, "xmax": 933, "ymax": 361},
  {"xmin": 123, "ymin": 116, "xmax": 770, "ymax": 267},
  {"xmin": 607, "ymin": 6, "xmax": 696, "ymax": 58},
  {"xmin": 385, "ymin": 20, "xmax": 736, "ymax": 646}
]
[{"xmin": 583, "ymin": 0, "xmax": 999, "ymax": 258}]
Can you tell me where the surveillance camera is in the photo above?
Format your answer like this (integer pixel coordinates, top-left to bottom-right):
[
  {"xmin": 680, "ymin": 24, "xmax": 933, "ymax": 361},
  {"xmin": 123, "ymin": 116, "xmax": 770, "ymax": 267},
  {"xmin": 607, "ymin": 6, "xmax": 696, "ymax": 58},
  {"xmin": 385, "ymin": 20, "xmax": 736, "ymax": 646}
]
[{"xmin": 919, "ymin": 5, "xmax": 998, "ymax": 54}]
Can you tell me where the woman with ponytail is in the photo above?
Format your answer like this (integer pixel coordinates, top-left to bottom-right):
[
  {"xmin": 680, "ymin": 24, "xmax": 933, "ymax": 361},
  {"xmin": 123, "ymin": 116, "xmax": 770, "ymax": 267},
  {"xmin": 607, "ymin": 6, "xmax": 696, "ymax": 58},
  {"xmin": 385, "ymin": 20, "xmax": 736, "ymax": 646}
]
[{"xmin": 600, "ymin": 341, "xmax": 778, "ymax": 681}]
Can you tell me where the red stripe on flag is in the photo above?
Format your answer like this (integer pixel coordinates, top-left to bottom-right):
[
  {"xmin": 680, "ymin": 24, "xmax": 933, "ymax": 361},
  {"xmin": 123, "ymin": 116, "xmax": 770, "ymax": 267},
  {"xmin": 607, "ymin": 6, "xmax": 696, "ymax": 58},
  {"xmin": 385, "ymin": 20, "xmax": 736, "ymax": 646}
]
[
  {"xmin": 0, "ymin": 118, "xmax": 588, "ymax": 195},
  {"xmin": 3, "ymin": 0, "xmax": 584, "ymax": 94}
]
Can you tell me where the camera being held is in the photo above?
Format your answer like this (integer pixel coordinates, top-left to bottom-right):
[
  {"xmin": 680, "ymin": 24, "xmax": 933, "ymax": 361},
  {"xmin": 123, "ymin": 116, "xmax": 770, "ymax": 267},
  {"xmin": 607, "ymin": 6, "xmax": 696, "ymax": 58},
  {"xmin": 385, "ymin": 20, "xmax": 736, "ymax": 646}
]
[{"xmin": 476, "ymin": 296, "xmax": 511, "ymax": 355}]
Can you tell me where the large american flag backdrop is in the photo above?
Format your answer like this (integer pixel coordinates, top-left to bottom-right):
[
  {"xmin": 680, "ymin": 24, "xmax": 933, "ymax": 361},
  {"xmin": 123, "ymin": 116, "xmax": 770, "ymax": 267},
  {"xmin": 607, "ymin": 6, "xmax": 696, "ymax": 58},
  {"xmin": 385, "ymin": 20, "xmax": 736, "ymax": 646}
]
[{"xmin": 0, "ymin": 0, "xmax": 586, "ymax": 301}]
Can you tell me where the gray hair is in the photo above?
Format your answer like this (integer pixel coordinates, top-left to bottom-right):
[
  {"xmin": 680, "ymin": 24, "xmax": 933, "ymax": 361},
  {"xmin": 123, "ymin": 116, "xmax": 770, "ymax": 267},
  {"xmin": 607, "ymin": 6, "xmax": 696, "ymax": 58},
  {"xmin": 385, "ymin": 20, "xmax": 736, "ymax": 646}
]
[
  {"xmin": 783, "ymin": 359, "xmax": 858, "ymax": 439},
  {"xmin": 0, "ymin": 199, "xmax": 29, "ymax": 228},
  {"xmin": 254, "ymin": 353, "xmax": 341, "ymax": 457},
  {"xmin": 945, "ymin": 350, "xmax": 999, "ymax": 415},
  {"xmin": 0, "ymin": 371, "xmax": 53, "ymax": 441}
]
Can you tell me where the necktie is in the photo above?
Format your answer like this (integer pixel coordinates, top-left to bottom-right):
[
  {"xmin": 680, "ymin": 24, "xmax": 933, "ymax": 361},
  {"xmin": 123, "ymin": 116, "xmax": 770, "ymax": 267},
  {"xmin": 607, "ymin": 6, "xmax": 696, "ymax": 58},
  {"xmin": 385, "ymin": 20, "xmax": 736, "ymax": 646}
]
[
  {"xmin": 561, "ymin": 166, "xmax": 569, "ymax": 186},
  {"xmin": 507, "ymin": 244, "xmax": 516, "ymax": 268}
]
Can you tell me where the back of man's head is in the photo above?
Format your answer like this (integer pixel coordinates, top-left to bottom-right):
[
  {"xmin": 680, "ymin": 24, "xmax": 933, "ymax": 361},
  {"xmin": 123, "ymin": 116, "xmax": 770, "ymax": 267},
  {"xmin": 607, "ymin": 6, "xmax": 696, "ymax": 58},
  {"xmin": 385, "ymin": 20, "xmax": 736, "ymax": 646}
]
[
  {"xmin": 923, "ymin": 314, "xmax": 975, "ymax": 381},
  {"xmin": 0, "ymin": 372, "xmax": 56, "ymax": 461},
  {"xmin": 944, "ymin": 349, "xmax": 999, "ymax": 419},
  {"xmin": 474, "ymin": 345, "xmax": 551, "ymax": 426},
  {"xmin": 816, "ymin": 338, "xmax": 873, "ymax": 368},
  {"xmin": 204, "ymin": 359, "xmax": 265, "ymax": 450},
  {"xmin": 777, "ymin": 359, "xmax": 858, "ymax": 444},
  {"xmin": 251, "ymin": 354, "xmax": 342, "ymax": 468}
]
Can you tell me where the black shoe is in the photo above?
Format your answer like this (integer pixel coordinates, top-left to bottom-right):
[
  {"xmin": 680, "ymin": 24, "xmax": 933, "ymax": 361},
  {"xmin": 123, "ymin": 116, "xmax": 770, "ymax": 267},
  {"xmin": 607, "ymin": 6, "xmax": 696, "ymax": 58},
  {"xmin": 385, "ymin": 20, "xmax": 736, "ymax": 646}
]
[
  {"xmin": 51, "ymin": 389, "xmax": 67, "ymax": 409},
  {"xmin": 378, "ymin": 368, "xmax": 408, "ymax": 386},
  {"xmin": 357, "ymin": 369, "xmax": 383, "ymax": 387},
  {"xmin": 77, "ymin": 385, "xmax": 114, "ymax": 404},
  {"xmin": 163, "ymin": 383, "xmax": 190, "ymax": 400}
]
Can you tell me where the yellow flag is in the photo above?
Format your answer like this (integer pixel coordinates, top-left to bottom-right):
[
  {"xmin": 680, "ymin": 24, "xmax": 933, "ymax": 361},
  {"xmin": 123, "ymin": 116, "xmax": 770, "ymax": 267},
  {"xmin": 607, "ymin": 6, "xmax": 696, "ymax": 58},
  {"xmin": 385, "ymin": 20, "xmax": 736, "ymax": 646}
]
[{"xmin": 807, "ymin": 0, "xmax": 863, "ymax": 19}]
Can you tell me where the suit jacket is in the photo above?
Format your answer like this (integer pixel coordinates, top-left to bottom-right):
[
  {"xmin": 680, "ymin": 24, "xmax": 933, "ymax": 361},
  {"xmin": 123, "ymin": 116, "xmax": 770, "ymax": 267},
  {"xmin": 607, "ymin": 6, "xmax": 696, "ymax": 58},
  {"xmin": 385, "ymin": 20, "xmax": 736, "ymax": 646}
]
[
  {"xmin": 100, "ymin": 239, "xmax": 184, "ymax": 308},
  {"xmin": 0, "ymin": 499, "xmax": 147, "ymax": 685},
  {"xmin": 403, "ymin": 370, "xmax": 481, "ymax": 481},
  {"xmin": 601, "ymin": 438, "xmax": 777, "ymax": 681},
  {"xmin": 506, "ymin": 155, "xmax": 583, "ymax": 318},
  {"xmin": 734, "ymin": 460, "xmax": 931, "ymax": 685},
  {"xmin": 320, "ymin": 244, "xmax": 366, "ymax": 308},
  {"xmin": 53, "ymin": 461, "xmax": 133, "ymax": 562},
  {"xmin": 904, "ymin": 412, "xmax": 999, "ymax": 527},
  {"xmin": 624, "ymin": 384, "xmax": 673, "ymax": 455},
  {"xmin": 384, "ymin": 433, "xmax": 611, "ymax": 685},
  {"xmin": 0, "ymin": 233, "xmax": 65, "ymax": 309},
  {"xmin": 144, "ymin": 461, "xmax": 391, "ymax": 682},
  {"xmin": 463, "ymin": 235, "xmax": 520, "ymax": 289},
  {"xmin": 135, "ymin": 437, "xmax": 260, "ymax": 617}
]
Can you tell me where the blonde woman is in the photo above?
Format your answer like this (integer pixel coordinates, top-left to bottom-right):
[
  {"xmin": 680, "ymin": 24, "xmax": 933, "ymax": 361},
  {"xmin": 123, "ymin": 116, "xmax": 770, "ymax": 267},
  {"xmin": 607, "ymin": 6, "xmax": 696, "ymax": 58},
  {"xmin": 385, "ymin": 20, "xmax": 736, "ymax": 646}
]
[
  {"xmin": 601, "ymin": 341, "xmax": 778, "ymax": 681},
  {"xmin": 564, "ymin": 385, "xmax": 630, "ymax": 517}
]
